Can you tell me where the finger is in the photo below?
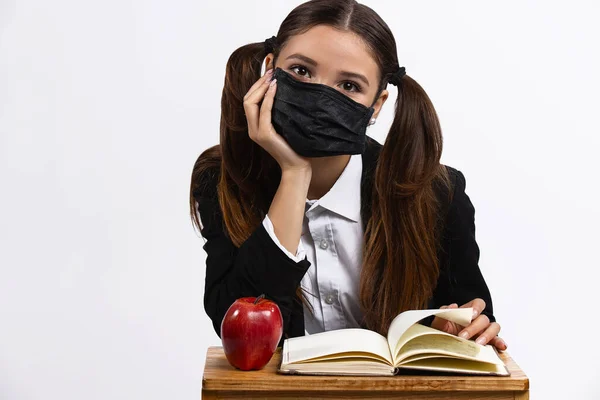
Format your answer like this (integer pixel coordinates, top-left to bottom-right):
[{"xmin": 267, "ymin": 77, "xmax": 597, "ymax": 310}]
[
  {"xmin": 473, "ymin": 322, "xmax": 501, "ymax": 346},
  {"xmin": 243, "ymin": 69, "xmax": 273, "ymax": 101},
  {"xmin": 489, "ymin": 335, "xmax": 508, "ymax": 351},
  {"xmin": 260, "ymin": 79, "xmax": 277, "ymax": 119},
  {"xmin": 258, "ymin": 79, "xmax": 277, "ymax": 135},
  {"xmin": 457, "ymin": 313, "xmax": 490, "ymax": 340},
  {"xmin": 244, "ymin": 71, "xmax": 274, "ymax": 132},
  {"xmin": 430, "ymin": 305, "xmax": 447, "ymax": 330},
  {"xmin": 458, "ymin": 298, "xmax": 486, "ymax": 320},
  {"xmin": 440, "ymin": 303, "xmax": 458, "ymax": 310},
  {"xmin": 245, "ymin": 70, "xmax": 274, "ymax": 106},
  {"xmin": 430, "ymin": 304, "xmax": 457, "ymax": 332},
  {"xmin": 434, "ymin": 304, "xmax": 457, "ymax": 321},
  {"xmin": 431, "ymin": 317, "xmax": 452, "ymax": 333}
]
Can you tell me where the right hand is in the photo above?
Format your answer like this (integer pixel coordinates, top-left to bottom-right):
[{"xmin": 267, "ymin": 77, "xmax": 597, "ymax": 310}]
[
  {"xmin": 430, "ymin": 302, "xmax": 507, "ymax": 351},
  {"xmin": 243, "ymin": 68, "xmax": 311, "ymax": 173}
]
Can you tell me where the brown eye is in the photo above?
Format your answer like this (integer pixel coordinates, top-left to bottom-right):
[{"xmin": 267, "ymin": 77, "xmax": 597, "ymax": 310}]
[
  {"xmin": 291, "ymin": 65, "xmax": 311, "ymax": 78},
  {"xmin": 341, "ymin": 81, "xmax": 360, "ymax": 92}
]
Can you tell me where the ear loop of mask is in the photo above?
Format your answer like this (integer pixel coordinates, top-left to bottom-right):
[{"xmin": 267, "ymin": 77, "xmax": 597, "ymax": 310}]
[
  {"xmin": 369, "ymin": 76, "xmax": 403, "ymax": 115},
  {"xmin": 369, "ymin": 83, "xmax": 387, "ymax": 111}
]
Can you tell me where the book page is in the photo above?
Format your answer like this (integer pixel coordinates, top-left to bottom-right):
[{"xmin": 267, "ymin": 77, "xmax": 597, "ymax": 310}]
[
  {"xmin": 386, "ymin": 308, "xmax": 473, "ymax": 363},
  {"xmin": 393, "ymin": 323, "xmax": 442, "ymax": 358},
  {"xmin": 396, "ymin": 333, "xmax": 505, "ymax": 366},
  {"xmin": 398, "ymin": 357, "xmax": 510, "ymax": 376},
  {"xmin": 397, "ymin": 334, "xmax": 479, "ymax": 362},
  {"xmin": 283, "ymin": 328, "xmax": 393, "ymax": 366},
  {"xmin": 279, "ymin": 359, "xmax": 396, "ymax": 376}
]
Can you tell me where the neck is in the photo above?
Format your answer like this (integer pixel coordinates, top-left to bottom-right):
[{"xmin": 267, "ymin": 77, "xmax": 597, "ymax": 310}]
[{"xmin": 307, "ymin": 155, "xmax": 351, "ymax": 200}]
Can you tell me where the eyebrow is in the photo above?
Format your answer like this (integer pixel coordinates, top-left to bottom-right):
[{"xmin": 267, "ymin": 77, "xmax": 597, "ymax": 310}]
[
  {"xmin": 339, "ymin": 71, "xmax": 370, "ymax": 86},
  {"xmin": 285, "ymin": 53, "xmax": 370, "ymax": 86}
]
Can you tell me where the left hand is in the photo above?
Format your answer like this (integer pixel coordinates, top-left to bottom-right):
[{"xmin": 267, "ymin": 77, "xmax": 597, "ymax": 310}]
[{"xmin": 430, "ymin": 298, "xmax": 507, "ymax": 351}]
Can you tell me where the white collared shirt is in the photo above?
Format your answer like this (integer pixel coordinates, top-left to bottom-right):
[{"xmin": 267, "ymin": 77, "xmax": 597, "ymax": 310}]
[{"xmin": 262, "ymin": 154, "xmax": 365, "ymax": 335}]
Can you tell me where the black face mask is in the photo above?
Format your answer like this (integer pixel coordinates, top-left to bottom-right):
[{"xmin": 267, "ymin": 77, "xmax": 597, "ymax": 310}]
[{"xmin": 270, "ymin": 67, "xmax": 375, "ymax": 157}]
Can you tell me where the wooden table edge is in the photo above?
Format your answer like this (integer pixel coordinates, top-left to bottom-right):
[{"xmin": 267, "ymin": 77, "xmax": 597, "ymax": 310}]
[{"xmin": 202, "ymin": 346, "xmax": 529, "ymax": 393}]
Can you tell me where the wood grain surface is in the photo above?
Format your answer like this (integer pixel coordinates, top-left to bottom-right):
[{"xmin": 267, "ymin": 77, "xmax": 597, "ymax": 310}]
[{"xmin": 202, "ymin": 346, "xmax": 529, "ymax": 399}]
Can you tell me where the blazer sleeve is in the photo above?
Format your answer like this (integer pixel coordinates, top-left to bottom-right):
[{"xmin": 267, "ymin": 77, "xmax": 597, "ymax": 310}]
[
  {"xmin": 262, "ymin": 214, "xmax": 307, "ymax": 263},
  {"xmin": 193, "ymin": 167, "xmax": 311, "ymax": 341},
  {"xmin": 427, "ymin": 168, "xmax": 496, "ymax": 324}
]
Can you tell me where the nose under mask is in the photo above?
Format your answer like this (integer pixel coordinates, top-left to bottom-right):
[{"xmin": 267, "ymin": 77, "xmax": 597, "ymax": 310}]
[{"xmin": 270, "ymin": 67, "xmax": 375, "ymax": 158}]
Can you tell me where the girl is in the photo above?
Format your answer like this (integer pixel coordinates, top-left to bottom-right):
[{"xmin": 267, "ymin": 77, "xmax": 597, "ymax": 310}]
[{"xmin": 190, "ymin": 0, "xmax": 506, "ymax": 351}]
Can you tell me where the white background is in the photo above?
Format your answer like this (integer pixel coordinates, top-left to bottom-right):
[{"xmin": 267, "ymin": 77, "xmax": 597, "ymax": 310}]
[{"xmin": 1, "ymin": 0, "xmax": 599, "ymax": 399}]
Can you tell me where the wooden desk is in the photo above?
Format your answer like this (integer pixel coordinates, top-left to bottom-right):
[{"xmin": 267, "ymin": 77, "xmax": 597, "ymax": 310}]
[{"xmin": 202, "ymin": 346, "xmax": 529, "ymax": 399}]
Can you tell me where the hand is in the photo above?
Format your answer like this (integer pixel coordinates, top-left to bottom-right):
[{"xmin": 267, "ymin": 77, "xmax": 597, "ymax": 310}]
[
  {"xmin": 430, "ymin": 299, "xmax": 508, "ymax": 351},
  {"xmin": 243, "ymin": 68, "xmax": 312, "ymax": 173}
]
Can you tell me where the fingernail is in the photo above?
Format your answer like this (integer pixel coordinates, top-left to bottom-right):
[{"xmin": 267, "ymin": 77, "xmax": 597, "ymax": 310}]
[
  {"xmin": 266, "ymin": 69, "xmax": 273, "ymax": 75},
  {"xmin": 269, "ymin": 78, "xmax": 277, "ymax": 88},
  {"xmin": 459, "ymin": 331, "xmax": 469, "ymax": 339},
  {"xmin": 476, "ymin": 336, "xmax": 486, "ymax": 345},
  {"xmin": 472, "ymin": 309, "xmax": 479, "ymax": 318},
  {"xmin": 266, "ymin": 69, "xmax": 273, "ymax": 82},
  {"xmin": 500, "ymin": 339, "xmax": 507, "ymax": 349}
]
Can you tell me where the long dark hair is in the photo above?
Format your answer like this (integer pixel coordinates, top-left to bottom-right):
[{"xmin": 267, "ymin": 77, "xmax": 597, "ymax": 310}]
[{"xmin": 190, "ymin": 0, "xmax": 452, "ymax": 336}]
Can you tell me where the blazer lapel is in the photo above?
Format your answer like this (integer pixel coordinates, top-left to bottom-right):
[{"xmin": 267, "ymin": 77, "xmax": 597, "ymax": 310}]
[{"xmin": 360, "ymin": 135, "xmax": 383, "ymax": 229}]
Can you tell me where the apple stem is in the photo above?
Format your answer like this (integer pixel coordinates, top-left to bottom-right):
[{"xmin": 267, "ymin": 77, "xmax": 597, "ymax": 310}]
[{"xmin": 254, "ymin": 294, "xmax": 265, "ymax": 305}]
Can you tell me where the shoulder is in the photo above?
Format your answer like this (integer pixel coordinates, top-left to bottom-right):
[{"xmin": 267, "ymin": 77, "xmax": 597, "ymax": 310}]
[
  {"xmin": 190, "ymin": 145, "xmax": 223, "ymax": 234},
  {"xmin": 191, "ymin": 145, "xmax": 222, "ymax": 203},
  {"xmin": 444, "ymin": 165, "xmax": 469, "ymax": 206},
  {"xmin": 434, "ymin": 165, "xmax": 471, "ymax": 221},
  {"xmin": 445, "ymin": 165, "xmax": 466, "ymax": 195},
  {"xmin": 433, "ymin": 164, "xmax": 463, "ymax": 197}
]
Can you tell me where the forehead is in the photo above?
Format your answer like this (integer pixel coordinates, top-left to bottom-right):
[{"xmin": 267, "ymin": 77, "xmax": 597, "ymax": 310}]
[{"xmin": 278, "ymin": 25, "xmax": 380, "ymax": 79}]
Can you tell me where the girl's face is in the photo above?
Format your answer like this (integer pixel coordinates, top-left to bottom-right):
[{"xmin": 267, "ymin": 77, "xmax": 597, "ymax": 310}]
[{"xmin": 266, "ymin": 25, "xmax": 389, "ymax": 120}]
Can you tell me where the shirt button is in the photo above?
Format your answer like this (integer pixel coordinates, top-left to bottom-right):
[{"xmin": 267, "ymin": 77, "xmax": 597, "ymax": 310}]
[
  {"xmin": 324, "ymin": 293, "xmax": 334, "ymax": 305},
  {"xmin": 319, "ymin": 239, "xmax": 328, "ymax": 249}
]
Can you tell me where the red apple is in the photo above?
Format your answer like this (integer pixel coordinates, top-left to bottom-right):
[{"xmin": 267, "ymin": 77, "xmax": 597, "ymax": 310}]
[{"xmin": 220, "ymin": 294, "xmax": 283, "ymax": 371}]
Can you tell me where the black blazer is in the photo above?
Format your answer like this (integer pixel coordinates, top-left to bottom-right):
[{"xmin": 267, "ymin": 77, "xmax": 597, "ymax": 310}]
[{"xmin": 193, "ymin": 136, "xmax": 495, "ymax": 347}]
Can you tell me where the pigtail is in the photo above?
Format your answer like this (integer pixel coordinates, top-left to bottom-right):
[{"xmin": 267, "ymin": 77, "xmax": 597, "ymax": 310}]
[
  {"xmin": 218, "ymin": 42, "xmax": 274, "ymax": 246},
  {"xmin": 359, "ymin": 74, "xmax": 452, "ymax": 335},
  {"xmin": 190, "ymin": 40, "xmax": 314, "ymax": 314},
  {"xmin": 191, "ymin": 42, "xmax": 281, "ymax": 248}
]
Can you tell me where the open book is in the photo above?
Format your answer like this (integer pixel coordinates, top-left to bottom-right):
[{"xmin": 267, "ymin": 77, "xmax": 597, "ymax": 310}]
[{"xmin": 278, "ymin": 308, "xmax": 509, "ymax": 376}]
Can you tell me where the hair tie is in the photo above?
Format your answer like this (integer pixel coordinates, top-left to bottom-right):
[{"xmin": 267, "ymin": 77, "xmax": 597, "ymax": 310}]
[
  {"xmin": 389, "ymin": 66, "xmax": 406, "ymax": 86},
  {"xmin": 264, "ymin": 36, "xmax": 278, "ymax": 54}
]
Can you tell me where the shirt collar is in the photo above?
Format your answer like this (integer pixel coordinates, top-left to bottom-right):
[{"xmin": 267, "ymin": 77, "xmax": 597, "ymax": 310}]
[{"xmin": 306, "ymin": 154, "xmax": 363, "ymax": 223}]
